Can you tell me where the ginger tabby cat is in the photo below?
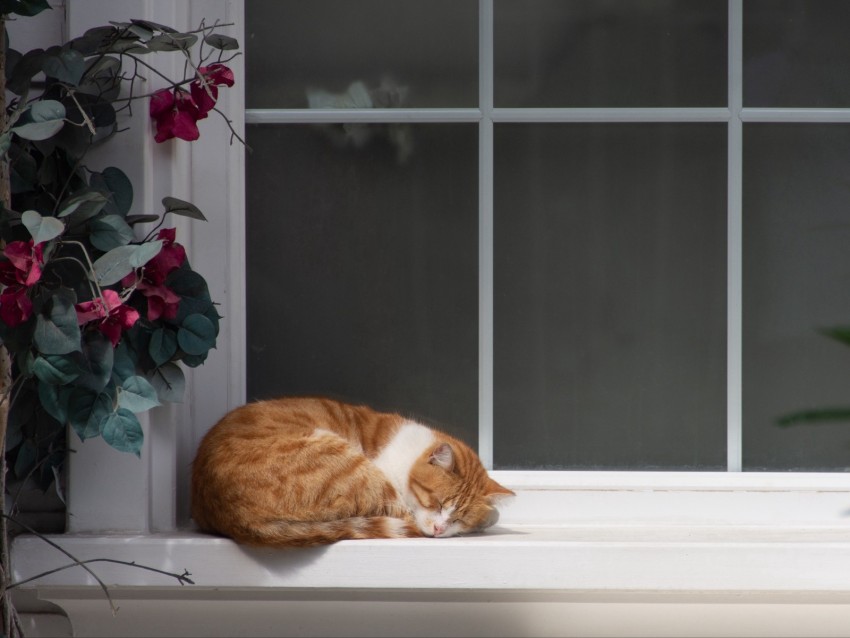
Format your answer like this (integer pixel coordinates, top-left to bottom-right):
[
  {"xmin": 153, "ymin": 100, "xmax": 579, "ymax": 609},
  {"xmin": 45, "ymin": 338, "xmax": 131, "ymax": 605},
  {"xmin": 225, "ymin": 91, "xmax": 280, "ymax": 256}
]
[{"xmin": 191, "ymin": 397, "xmax": 514, "ymax": 547}]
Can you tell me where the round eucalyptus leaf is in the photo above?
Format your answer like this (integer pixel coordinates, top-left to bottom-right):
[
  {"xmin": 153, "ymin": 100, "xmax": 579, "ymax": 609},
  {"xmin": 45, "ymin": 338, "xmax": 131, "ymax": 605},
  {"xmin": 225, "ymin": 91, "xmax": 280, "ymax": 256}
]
[
  {"xmin": 118, "ymin": 375, "xmax": 161, "ymax": 413},
  {"xmin": 89, "ymin": 166, "xmax": 133, "ymax": 217},
  {"xmin": 177, "ymin": 314, "xmax": 216, "ymax": 356},
  {"xmin": 149, "ymin": 328, "xmax": 178, "ymax": 366},
  {"xmin": 101, "ymin": 408, "xmax": 144, "ymax": 457},
  {"xmin": 38, "ymin": 381, "xmax": 71, "ymax": 424},
  {"xmin": 33, "ymin": 354, "xmax": 80, "ymax": 385},
  {"xmin": 90, "ymin": 214, "xmax": 135, "ymax": 251},
  {"xmin": 13, "ymin": 100, "xmax": 67, "ymax": 141},
  {"xmin": 34, "ymin": 295, "xmax": 82, "ymax": 355},
  {"xmin": 42, "ymin": 49, "xmax": 86, "ymax": 86},
  {"xmin": 204, "ymin": 33, "xmax": 239, "ymax": 50},
  {"xmin": 22, "ymin": 209, "xmax": 65, "ymax": 244},
  {"xmin": 68, "ymin": 388, "xmax": 113, "ymax": 441}
]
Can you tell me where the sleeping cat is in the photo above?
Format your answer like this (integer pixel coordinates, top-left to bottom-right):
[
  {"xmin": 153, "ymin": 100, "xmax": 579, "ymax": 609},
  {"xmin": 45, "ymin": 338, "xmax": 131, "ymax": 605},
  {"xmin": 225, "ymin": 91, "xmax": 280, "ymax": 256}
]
[{"xmin": 191, "ymin": 397, "xmax": 514, "ymax": 547}]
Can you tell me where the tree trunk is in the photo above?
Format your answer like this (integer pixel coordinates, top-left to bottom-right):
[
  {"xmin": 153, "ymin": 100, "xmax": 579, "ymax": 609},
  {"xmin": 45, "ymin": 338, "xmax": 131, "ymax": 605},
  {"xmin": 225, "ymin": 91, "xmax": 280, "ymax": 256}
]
[{"xmin": 0, "ymin": 14, "xmax": 21, "ymax": 638}]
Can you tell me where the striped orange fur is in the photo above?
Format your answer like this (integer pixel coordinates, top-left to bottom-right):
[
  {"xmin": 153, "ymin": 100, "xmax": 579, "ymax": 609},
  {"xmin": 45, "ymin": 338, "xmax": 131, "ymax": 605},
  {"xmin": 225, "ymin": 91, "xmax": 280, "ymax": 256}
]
[{"xmin": 191, "ymin": 397, "xmax": 514, "ymax": 547}]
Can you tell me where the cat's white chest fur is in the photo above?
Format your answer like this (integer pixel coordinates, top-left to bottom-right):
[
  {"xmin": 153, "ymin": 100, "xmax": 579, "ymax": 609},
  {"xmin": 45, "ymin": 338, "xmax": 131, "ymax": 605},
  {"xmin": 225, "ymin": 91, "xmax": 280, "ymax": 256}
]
[{"xmin": 372, "ymin": 421, "xmax": 434, "ymax": 505}]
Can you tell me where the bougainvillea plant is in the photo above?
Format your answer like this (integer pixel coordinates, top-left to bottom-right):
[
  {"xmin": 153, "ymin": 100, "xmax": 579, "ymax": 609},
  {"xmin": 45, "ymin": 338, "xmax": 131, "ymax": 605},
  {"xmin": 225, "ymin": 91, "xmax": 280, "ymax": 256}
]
[{"xmin": 0, "ymin": 4, "xmax": 240, "ymax": 499}]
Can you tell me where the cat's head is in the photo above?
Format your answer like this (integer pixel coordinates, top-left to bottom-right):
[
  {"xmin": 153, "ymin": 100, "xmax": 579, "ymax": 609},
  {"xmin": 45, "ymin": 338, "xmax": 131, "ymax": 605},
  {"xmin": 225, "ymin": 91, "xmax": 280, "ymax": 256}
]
[{"xmin": 406, "ymin": 438, "xmax": 514, "ymax": 538}]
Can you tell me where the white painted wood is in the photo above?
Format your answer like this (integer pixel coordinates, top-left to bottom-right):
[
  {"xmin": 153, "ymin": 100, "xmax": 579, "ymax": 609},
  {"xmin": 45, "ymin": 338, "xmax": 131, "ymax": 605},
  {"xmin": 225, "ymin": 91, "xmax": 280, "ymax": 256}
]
[
  {"xmin": 727, "ymin": 0, "xmax": 744, "ymax": 472},
  {"xmin": 478, "ymin": 0, "xmax": 495, "ymax": 470},
  {"xmin": 22, "ymin": 589, "xmax": 850, "ymax": 638},
  {"xmin": 62, "ymin": 0, "xmax": 246, "ymax": 532},
  {"xmin": 13, "ymin": 524, "xmax": 850, "ymax": 592}
]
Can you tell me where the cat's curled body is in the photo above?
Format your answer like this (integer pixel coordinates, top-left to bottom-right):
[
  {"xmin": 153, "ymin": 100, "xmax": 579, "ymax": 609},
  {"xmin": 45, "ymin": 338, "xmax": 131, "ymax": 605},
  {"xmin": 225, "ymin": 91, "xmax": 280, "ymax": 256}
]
[{"xmin": 191, "ymin": 397, "xmax": 514, "ymax": 547}]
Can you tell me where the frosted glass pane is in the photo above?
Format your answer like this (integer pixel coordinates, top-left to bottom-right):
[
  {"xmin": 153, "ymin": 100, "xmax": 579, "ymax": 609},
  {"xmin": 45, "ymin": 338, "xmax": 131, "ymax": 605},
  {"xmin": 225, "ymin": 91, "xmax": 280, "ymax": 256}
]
[
  {"xmin": 246, "ymin": 124, "xmax": 478, "ymax": 446},
  {"xmin": 743, "ymin": 125, "xmax": 850, "ymax": 471},
  {"xmin": 493, "ymin": 124, "xmax": 727, "ymax": 470},
  {"xmin": 246, "ymin": 0, "xmax": 478, "ymax": 109},
  {"xmin": 495, "ymin": 0, "xmax": 727, "ymax": 108},
  {"xmin": 744, "ymin": 1, "xmax": 850, "ymax": 107}
]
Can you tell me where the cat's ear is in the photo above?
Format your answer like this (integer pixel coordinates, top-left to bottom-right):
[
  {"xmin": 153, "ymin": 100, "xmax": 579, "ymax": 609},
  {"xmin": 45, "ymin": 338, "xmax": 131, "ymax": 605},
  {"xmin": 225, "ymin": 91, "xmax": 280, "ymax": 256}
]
[
  {"xmin": 485, "ymin": 478, "xmax": 515, "ymax": 502},
  {"xmin": 429, "ymin": 443, "xmax": 454, "ymax": 470}
]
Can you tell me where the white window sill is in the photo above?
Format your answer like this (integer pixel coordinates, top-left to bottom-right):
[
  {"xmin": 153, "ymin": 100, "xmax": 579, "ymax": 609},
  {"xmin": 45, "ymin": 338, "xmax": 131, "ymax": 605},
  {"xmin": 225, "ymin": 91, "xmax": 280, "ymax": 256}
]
[
  {"xmin": 12, "ymin": 522, "xmax": 850, "ymax": 593},
  {"xmin": 14, "ymin": 472, "xmax": 850, "ymax": 637}
]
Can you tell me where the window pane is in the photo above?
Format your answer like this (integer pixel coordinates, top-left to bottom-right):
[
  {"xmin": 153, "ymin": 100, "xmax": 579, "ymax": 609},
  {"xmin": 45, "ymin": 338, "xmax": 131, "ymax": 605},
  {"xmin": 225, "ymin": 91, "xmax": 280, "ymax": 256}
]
[
  {"xmin": 494, "ymin": 0, "xmax": 727, "ymax": 108},
  {"xmin": 246, "ymin": 124, "xmax": 479, "ymax": 445},
  {"xmin": 246, "ymin": 0, "xmax": 478, "ymax": 109},
  {"xmin": 743, "ymin": 125, "xmax": 850, "ymax": 471},
  {"xmin": 744, "ymin": 1, "xmax": 850, "ymax": 108},
  {"xmin": 493, "ymin": 124, "xmax": 727, "ymax": 470}
]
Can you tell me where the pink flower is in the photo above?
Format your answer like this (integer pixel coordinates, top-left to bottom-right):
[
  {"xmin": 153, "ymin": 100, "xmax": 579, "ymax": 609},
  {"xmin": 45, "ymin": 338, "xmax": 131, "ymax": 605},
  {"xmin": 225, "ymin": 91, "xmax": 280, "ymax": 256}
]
[
  {"xmin": 75, "ymin": 289, "xmax": 140, "ymax": 347},
  {"xmin": 0, "ymin": 287, "xmax": 33, "ymax": 328},
  {"xmin": 150, "ymin": 88, "xmax": 200, "ymax": 143},
  {"xmin": 150, "ymin": 65, "xmax": 234, "ymax": 143},
  {"xmin": 0, "ymin": 240, "xmax": 44, "ymax": 287},
  {"xmin": 0, "ymin": 240, "xmax": 45, "ymax": 327},
  {"xmin": 122, "ymin": 228, "xmax": 187, "ymax": 321}
]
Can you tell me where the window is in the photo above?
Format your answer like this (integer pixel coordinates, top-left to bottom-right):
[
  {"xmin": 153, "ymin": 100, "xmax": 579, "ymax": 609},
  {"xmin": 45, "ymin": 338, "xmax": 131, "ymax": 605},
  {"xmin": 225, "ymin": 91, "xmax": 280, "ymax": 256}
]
[{"xmin": 244, "ymin": 0, "xmax": 850, "ymax": 475}]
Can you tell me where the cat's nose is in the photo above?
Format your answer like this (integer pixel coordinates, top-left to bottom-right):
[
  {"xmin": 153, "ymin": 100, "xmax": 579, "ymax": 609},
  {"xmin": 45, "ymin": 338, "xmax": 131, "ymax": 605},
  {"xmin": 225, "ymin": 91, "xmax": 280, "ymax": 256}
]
[{"xmin": 433, "ymin": 522, "xmax": 447, "ymax": 536}]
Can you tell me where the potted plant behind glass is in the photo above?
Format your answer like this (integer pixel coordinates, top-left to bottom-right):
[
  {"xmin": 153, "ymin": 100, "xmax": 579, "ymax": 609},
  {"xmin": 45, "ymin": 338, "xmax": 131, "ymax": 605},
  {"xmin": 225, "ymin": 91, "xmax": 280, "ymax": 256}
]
[{"xmin": 0, "ymin": 2, "xmax": 242, "ymax": 633}]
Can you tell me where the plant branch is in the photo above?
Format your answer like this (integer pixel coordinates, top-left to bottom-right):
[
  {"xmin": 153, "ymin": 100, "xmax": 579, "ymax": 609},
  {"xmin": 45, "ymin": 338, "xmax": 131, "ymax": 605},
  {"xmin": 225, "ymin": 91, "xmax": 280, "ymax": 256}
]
[
  {"xmin": 9, "ymin": 558, "xmax": 194, "ymax": 589},
  {"xmin": 2, "ymin": 514, "xmax": 119, "ymax": 615}
]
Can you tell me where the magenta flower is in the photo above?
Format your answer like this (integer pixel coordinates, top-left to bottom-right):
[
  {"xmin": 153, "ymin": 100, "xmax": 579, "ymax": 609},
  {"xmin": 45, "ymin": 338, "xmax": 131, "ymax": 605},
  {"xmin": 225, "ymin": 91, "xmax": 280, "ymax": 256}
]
[
  {"xmin": 0, "ymin": 287, "xmax": 33, "ymax": 328},
  {"xmin": 151, "ymin": 64, "xmax": 234, "ymax": 143},
  {"xmin": 150, "ymin": 88, "xmax": 201, "ymax": 143},
  {"xmin": 0, "ymin": 240, "xmax": 45, "ymax": 327},
  {"xmin": 75, "ymin": 289, "xmax": 140, "ymax": 347},
  {"xmin": 122, "ymin": 228, "xmax": 187, "ymax": 321}
]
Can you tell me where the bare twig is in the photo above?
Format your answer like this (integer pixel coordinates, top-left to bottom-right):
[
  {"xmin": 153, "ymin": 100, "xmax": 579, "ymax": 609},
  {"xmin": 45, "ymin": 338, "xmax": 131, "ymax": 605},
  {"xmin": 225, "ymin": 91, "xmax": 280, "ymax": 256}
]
[
  {"xmin": 9, "ymin": 558, "xmax": 194, "ymax": 589},
  {"xmin": 3, "ymin": 514, "xmax": 119, "ymax": 615}
]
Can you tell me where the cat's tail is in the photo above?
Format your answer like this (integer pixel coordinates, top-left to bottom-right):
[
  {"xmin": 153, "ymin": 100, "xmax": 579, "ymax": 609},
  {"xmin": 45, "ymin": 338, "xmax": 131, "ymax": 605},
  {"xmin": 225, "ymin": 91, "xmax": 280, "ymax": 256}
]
[{"xmin": 228, "ymin": 516, "xmax": 421, "ymax": 548}]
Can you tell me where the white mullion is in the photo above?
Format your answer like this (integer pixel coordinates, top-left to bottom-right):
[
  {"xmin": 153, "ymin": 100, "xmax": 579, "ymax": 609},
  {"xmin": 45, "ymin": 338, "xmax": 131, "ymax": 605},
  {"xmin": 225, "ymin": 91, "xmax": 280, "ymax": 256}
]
[
  {"xmin": 727, "ymin": 0, "xmax": 744, "ymax": 472},
  {"xmin": 742, "ymin": 108, "xmax": 850, "ymax": 123},
  {"xmin": 479, "ymin": 0, "xmax": 495, "ymax": 470},
  {"xmin": 245, "ymin": 108, "xmax": 481, "ymax": 124},
  {"xmin": 493, "ymin": 107, "xmax": 731, "ymax": 123}
]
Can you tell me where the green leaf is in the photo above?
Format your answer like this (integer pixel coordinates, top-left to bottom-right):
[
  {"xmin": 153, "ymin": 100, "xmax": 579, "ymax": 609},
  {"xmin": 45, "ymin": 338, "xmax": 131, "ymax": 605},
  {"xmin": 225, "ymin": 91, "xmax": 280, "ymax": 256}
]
[
  {"xmin": 149, "ymin": 328, "xmax": 178, "ymax": 366},
  {"xmin": 90, "ymin": 167, "xmax": 133, "ymax": 216},
  {"xmin": 38, "ymin": 381, "xmax": 71, "ymax": 424},
  {"xmin": 126, "ymin": 214, "xmax": 160, "ymax": 226},
  {"xmin": 146, "ymin": 362, "xmax": 185, "ymax": 403},
  {"xmin": 177, "ymin": 314, "xmax": 216, "ymax": 356},
  {"xmin": 146, "ymin": 32, "xmax": 197, "ymax": 52},
  {"xmin": 57, "ymin": 190, "xmax": 109, "ymax": 219},
  {"xmin": 68, "ymin": 388, "xmax": 113, "ymax": 441},
  {"xmin": 204, "ymin": 33, "xmax": 239, "ymax": 50},
  {"xmin": 118, "ymin": 375, "xmax": 161, "ymax": 413},
  {"xmin": 91, "ymin": 245, "xmax": 136, "ymax": 286},
  {"xmin": 34, "ymin": 295, "xmax": 82, "ymax": 355},
  {"xmin": 111, "ymin": 340, "xmax": 137, "ymax": 384},
  {"xmin": 76, "ymin": 331, "xmax": 114, "ymax": 392},
  {"xmin": 101, "ymin": 408, "xmax": 143, "ymax": 456},
  {"xmin": 22, "ymin": 210, "xmax": 65, "ymax": 244},
  {"xmin": 89, "ymin": 214, "xmax": 134, "ymax": 251},
  {"xmin": 162, "ymin": 196, "xmax": 206, "ymax": 221},
  {"xmin": 13, "ymin": 438, "xmax": 37, "ymax": 478},
  {"xmin": 129, "ymin": 239, "xmax": 163, "ymax": 268},
  {"xmin": 0, "ymin": 0, "xmax": 51, "ymax": 17},
  {"xmin": 42, "ymin": 49, "xmax": 85, "ymax": 86},
  {"xmin": 33, "ymin": 354, "xmax": 80, "ymax": 385},
  {"xmin": 12, "ymin": 100, "xmax": 66, "ymax": 141}
]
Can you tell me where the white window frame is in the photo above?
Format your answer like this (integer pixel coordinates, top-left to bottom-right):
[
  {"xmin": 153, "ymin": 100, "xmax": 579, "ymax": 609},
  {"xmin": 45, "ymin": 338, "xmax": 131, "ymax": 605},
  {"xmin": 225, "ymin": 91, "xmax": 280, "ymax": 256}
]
[{"xmin": 13, "ymin": 2, "xmax": 850, "ymax": 635}]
